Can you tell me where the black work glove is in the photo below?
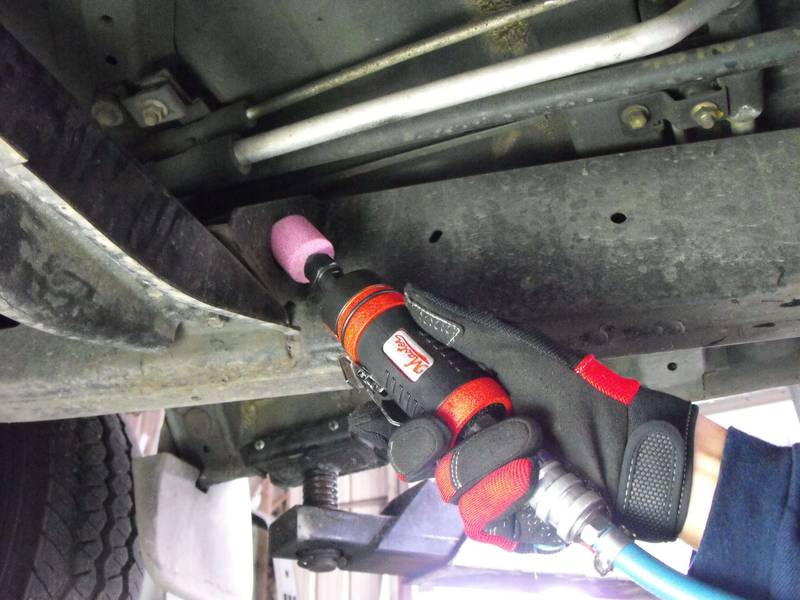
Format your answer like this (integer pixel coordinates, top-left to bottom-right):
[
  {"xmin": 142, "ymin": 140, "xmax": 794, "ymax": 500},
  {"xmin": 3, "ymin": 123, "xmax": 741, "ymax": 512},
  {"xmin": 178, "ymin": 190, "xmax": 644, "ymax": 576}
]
[{"xmin": 388, "ymin": 285, "xmax": 697, "ymax": 543}]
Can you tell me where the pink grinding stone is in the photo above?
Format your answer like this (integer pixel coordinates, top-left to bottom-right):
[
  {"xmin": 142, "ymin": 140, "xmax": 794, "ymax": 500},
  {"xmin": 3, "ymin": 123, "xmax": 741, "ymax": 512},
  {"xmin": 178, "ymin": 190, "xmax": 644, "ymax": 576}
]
[{"xmin": 270, "ymin": 215, "xmax": 335, "ymax": 283}]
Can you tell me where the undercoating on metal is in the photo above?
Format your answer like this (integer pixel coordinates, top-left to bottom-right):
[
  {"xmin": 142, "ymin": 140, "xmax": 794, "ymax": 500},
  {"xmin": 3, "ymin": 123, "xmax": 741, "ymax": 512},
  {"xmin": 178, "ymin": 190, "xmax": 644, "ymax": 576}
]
[
  {"xmin": 245, "ymin": 0, "xmax": 584, "ymax": 120},
  {"xmin": 138, "ymin": 130, "xmax": 800, "ymax": 478},
  {"xmin": 0, "ymin": 0, "xmax": 177, "ymax": 106},
  {"xmin": 227, "ymin": 129, "xmax": 800, "ymax": 358},
  {"xmin": 0, "ymin": 2, "xmax": 798, "ymax": 438},
  {"xmin": 0, "ymin": 26, "xmax": 289, "ymax": 347},
  {"xmin": 232, "ymin": 0, "xmax": 744, "ymax": 168},
  {"xmin": 270, "ymin": 481, "xmax": 465, "ymax": 576},
  {"xmin": 170, "ymin": 2, "xmax": 759, "ymax": 188},
  {"xmin": 0, "ymin": 153, "xmax": 177, "ymax": 349},
  {"xmin": 5, "ymin": 1, "xmax": 795, "ymax": 205},
  {"xmin": 0, "ymin": 0, "xmax": 638, "ymax": 118}
]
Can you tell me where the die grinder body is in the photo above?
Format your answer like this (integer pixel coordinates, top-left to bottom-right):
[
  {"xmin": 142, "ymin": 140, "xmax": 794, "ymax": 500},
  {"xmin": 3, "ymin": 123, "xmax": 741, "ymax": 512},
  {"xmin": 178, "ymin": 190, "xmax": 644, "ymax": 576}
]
[
  {"xmin": 268, "ymin": 215, "xmax": 746, "ymax": 600},
  {"xmin": 269, "ymin": 215, "xmax": 607, "ymax": 546},
  {"xmin": 271, "ymin": 215, "xmax": 511, "ymax": 442}
]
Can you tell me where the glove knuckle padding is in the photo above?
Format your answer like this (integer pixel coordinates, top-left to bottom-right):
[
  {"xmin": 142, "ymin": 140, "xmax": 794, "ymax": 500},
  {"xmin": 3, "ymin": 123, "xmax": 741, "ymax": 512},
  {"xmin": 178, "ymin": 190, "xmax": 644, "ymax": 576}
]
[
  {"xmin": 434, "ymin": 417, "xmax": 541, "ymax": 503},
  {"xmin": 429, "ymin": 417, "xmax": 563, "ymax": 552},
  {"xmin": 388, "ymin": 415, "xmax": 450, "ymax": 481},
  {"xmin": 618, "ymin": 389, "xmax": 698, "ymax": 541}
]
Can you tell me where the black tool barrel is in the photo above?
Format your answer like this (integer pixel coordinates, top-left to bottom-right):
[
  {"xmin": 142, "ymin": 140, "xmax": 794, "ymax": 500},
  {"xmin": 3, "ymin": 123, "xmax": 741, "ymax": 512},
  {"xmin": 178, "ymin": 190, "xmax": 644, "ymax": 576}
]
[{"xmin": 314, "ymin": 264, "xmax": 510, "ymax": 435}]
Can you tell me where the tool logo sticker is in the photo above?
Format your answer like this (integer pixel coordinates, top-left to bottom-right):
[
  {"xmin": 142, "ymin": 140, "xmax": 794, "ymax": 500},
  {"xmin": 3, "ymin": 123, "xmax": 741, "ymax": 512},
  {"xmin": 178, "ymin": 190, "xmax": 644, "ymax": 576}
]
[{"xmin": 383, "ymin": 330, "xmax": 434, "ymax": 382}]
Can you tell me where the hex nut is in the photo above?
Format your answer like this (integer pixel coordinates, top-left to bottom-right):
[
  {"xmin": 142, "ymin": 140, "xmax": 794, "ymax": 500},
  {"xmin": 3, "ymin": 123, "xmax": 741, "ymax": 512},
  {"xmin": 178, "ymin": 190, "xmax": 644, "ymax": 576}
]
[
  {"xmin": 691, "ymin": 101, "xmax": 723, "ymax": 130},
  {"xmin": 140, "ymin": 99, "xmax": 169, "ymax": 127},
  {"xmin": 91, "ymin": 98, "xmax": 125, "ymax": 127},
  {"xmin": 621, "ymin": 105, "xmax": 650, "ymax": 131}
]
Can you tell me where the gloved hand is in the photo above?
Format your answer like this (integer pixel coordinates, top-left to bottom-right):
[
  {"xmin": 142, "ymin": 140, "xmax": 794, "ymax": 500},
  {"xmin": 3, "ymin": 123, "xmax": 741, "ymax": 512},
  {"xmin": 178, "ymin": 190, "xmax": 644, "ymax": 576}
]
[{"xmin": 387, "ymin": 285, "xmax": 697, "ymax": 548}]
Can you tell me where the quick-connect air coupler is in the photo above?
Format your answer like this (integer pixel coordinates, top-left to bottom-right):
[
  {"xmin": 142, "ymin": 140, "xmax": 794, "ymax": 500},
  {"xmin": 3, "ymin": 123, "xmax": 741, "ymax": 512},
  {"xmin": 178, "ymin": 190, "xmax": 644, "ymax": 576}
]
[{"xmin": 528, "ymin": 458, "xmax": 633, "ymax": 575}]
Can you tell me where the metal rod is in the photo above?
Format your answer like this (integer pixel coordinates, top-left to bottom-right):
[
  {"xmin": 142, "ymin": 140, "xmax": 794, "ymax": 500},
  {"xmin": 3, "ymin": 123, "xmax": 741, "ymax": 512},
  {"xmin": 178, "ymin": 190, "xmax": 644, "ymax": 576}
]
[
  {"xmin": 254, "ymin": 27, "xmax": 800, "ymax": 179},
  {"xmin": 246, "ymin": 0, "xmax": 579, "ymax": 120},
  {"xmin": 233, "ymin": 0, "xmax": 737, "ymax": 167},
  {"xmin": 139, "ymin": 0, "xmax": 576, "ymax": 162}
]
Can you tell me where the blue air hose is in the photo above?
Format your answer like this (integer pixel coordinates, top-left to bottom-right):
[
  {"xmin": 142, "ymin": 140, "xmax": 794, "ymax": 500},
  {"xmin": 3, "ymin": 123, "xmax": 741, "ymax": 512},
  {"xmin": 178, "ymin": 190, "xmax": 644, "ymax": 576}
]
[
  {"xmin": 612, "ymin": 543, "xmax": 743, "ymax": 600},
  {"xmin": 527, "ymin": 460, "xmax": 744, "ymax": 600}
]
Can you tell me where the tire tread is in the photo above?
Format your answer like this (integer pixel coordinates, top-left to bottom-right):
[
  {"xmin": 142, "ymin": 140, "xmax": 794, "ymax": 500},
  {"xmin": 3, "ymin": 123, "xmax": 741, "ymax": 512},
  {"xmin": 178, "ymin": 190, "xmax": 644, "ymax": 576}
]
[{"xmin": 24, "ymin": 415, "xmax": 143, "ymax": 600}]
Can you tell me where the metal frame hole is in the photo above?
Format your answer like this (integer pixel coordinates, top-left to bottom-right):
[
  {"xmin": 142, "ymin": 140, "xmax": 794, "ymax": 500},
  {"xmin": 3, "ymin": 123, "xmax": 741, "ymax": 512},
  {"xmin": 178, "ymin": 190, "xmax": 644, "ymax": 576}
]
[{"xmin": 610, "ymin": 212, "xmax": 627, "ymax": 224}]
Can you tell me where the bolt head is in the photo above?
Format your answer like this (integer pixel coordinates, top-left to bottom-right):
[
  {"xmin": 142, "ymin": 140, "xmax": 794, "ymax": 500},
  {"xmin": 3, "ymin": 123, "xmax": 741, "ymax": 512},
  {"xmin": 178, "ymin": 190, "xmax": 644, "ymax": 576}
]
[
  {"xmin": 328, "ymin": 420, "xmax": 340, "ymax": 431},
  {"xmin": 621, "ymin": 105, "xmax": 650, "ymax": 131},
  {"xmin": 691, "ymin": 102, "xmax": 722, "ymax": 130},
  {"xmin": 91, "ymin": 99, "xmax": 124, "ymax": 127},
  {"xmin": 253, "ymin": 439, "xmax": 265, "ymax": 451},
  {"xmin": 140, "ymin": 99, "xmax": 168, "ymax": 127},
  {"xmin": 297, "ymin": 549, "xmax": 341, "ymax": 572}
]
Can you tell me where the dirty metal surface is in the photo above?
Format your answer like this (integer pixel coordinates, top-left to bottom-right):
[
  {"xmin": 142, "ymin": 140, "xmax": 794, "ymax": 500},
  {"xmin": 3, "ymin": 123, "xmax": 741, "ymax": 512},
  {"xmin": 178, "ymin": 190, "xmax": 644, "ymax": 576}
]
[
  {"xmin": 5, "ymin": 130, "xmax": 800, "ymax": 421},
  {"xmin": 0, "ymin": 155, "xmax": 177, "ymax": 349},
  {"xmin": 0, "ymin": 310, "xmax": 343, "ymax": 423},
  {"xmin": 175, "ymin": 0, "xmax": 636, "ymax": 106},
  {"xmin": 233, "ymin": 128, "xmax": 800, "ymax": 358},
  {"xmin": 4, "ymin": 302, "xmax": 799, "ymax": 423},
  {"xmin": 322, "ymin": 130, "xmax": 800, "ymax": 356},
  {"xmin": 0, "ymin": 26, "xmax": 287, "ymax": 344}
]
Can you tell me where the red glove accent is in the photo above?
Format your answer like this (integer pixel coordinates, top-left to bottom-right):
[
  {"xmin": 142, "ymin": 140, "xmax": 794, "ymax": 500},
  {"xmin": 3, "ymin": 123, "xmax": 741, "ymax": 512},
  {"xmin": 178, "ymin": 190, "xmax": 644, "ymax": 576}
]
[
  {"xmin": 574, "ymin": 355, "xmax": 640, "ymax": 406},
  {"xmin": 435, "ymin": 451, "xmax": 535, "ymax": 551},
  {"xmin": 433, "ymin": 378, "xmax": 528, "ymax": 550}
]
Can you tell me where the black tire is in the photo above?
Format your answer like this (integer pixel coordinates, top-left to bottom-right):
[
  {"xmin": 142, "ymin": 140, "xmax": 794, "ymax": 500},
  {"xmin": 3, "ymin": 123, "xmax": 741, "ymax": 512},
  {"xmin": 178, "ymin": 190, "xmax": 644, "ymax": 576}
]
[{"xmin": 0, "ymin": 415, "xmax": 144, "ymax": 600}]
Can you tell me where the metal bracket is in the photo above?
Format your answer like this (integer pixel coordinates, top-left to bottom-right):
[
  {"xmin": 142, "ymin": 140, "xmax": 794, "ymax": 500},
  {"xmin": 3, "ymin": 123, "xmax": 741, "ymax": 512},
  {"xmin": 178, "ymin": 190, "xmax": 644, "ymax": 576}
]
[
  {"xmin": 122, "ymin": 69, "xmax": 210, "ymax": 128},
  {"xmin": 339, "ymin": 356, "xmax": 406, "ymax": 426},
  {"xmin": 270, "ymin": 481, "xmax": 464, "ymax": 576},
  {"xmin": 244, "ymin": 415, "xmax": 386, "ymax": 487}
]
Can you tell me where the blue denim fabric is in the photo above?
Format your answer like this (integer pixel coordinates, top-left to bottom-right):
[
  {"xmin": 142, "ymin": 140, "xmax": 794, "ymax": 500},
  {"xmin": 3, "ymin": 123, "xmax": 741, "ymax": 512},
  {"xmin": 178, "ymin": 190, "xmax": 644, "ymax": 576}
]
[{"xmin": 689, "ymin": 428, "xmax": 800, "ymax": 599}]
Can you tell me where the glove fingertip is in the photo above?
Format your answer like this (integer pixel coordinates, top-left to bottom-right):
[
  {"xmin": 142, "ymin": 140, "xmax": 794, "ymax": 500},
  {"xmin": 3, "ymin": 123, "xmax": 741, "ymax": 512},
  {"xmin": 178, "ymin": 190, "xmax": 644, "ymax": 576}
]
[{"xmin": 389, "ymin": 415, "xmax": 450, "ymax": 481}]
